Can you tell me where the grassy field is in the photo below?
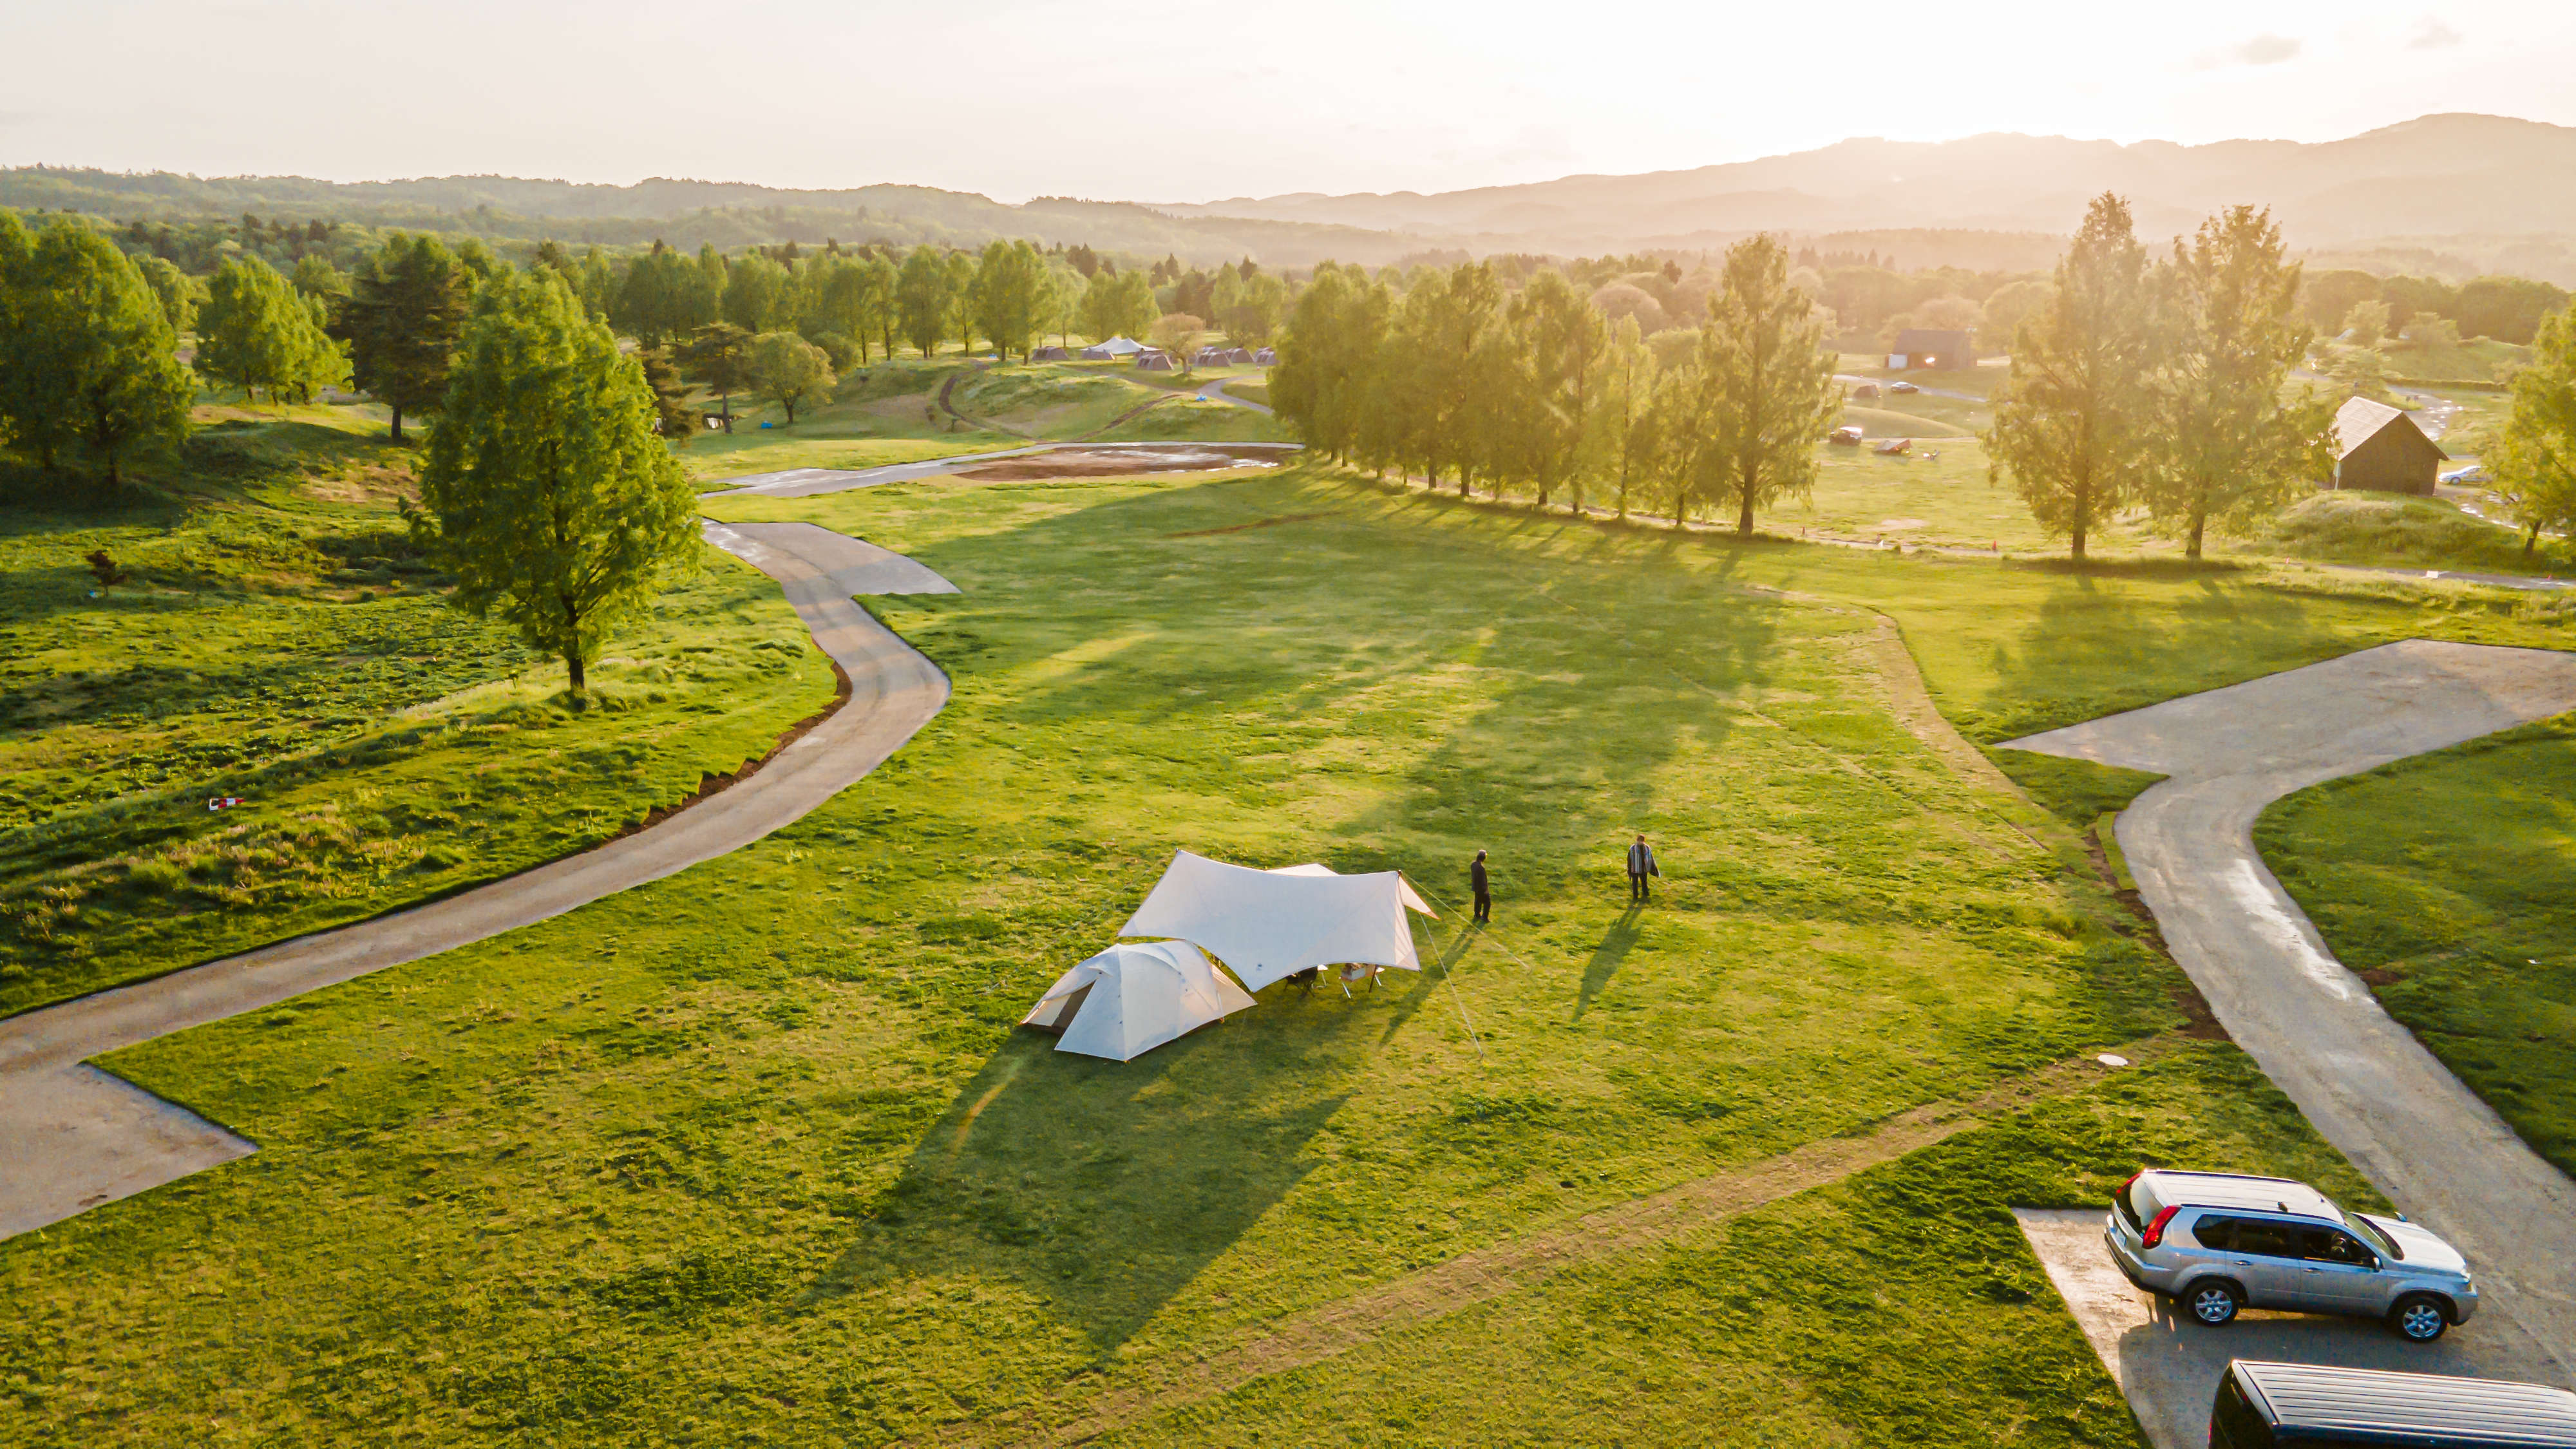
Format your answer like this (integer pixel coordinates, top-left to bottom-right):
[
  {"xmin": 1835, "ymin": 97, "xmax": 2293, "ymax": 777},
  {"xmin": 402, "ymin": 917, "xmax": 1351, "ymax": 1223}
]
[
  {"xmin": 3, "ymin": 458, "xmax": 2497, "ymax": 1447},
  {"xmin": 676, "ymin": 358, "xmax": 1016, "ymax": 482},
  {"xmin": 2253, "ymin": 489, "xmax": 2574, "ymax": 574},
  {"xmin": 2256, "ymin": 712, "xmax": 2576, "ymax": 1179},
  {"xmin": 0, "ymin": 410, "xmax": 838, "ymax": 1016}
]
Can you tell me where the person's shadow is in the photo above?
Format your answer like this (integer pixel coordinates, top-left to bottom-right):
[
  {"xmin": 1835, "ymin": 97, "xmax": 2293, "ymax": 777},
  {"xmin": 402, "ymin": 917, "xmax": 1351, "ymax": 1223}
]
[{"xmin": 1575, "ymin": 905, "xmax": 1643, "ymax": 1020}]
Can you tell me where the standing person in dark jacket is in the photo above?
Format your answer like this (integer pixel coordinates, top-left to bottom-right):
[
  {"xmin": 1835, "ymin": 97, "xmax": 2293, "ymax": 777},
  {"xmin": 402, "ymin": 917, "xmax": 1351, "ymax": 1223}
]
[
  {"xmin": 1626, "ymin": 835, "xmax": 1658, "ymax": 902},
  {"xmin": 1470, "ymin": 849, "xmax": 1491, "ymax": 922}
]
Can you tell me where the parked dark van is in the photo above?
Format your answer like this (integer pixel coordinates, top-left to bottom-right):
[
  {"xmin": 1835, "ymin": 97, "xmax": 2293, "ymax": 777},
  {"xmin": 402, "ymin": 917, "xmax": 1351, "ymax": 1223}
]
[{"xmin": 2211, "ymin": 1361, "xmax": 2576, "ymax": 1448}]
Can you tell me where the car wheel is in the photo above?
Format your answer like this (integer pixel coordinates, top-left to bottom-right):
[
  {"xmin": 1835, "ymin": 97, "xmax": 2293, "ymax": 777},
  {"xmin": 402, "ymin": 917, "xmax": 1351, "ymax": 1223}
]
[
  {"xmin": 2391, "ymin": 1294, "xmax": 2450, "ymax": 1343},
  {"xmin": 2186, "ymin": 1280, "xmax": 2243, "ymax": 1327}
]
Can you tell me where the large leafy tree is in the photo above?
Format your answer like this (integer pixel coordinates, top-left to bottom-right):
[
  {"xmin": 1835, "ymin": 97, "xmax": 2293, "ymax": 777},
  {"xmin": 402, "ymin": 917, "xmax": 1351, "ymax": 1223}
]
[
  {"xmin": 612, "ymin": 243, "xmax": 719, "ymax": 348},
  {"xmin": 1390, "ymin": 262, "xmax": 1502, "ymax": 493},
  {"xmin": 1508, "ymin": 269, "xmax": 1609, "ymax": 513},
  {"xmin": 895, "ymin": 245, "xmax": 950, "ymax": 358},
  {"xmin": 1077, "ymin": 266, "xmax": 1156, "ymax": 343},
  {"xmin": 1695, "ymin": 234, "xmax": 1839, "ymax": 537},
  {"xmin": 1, "ymin": 219, "xmax": 193, "ymax": 484},
  {"xmin": 944, "ymin": 250, "xmax": 980, "ymax": 355},
  {"xmin": 413, "ymin": 269, "xmax": 699, "ymax": 697},
  {"xmin": 1270, "ymin": 263, "xmax": 1390, "ymax": 466},
  {"xmin": 970, "ymin": 240, "xmax": 1048, "ymax": 361},
  {"xmin": 341, "ymin": 233, "xmax": 466, "ymax": 442},
  {"xmin": 1586, "ymin": 314, "xmax": 1658, "ymax": 520},
  {"xmin": 746, "ymin": 330, "xmax": 836, "ymax": 424},
  {"xmin": 2146, "ymin": 205, "xmax": 2333, "ymax": 558},
  {"xmin": 137, "ymin": 254, "xmax": 198, "ymax": 335},
  {"xmin": 2493, "ymin": 301, "xmax": 2576, "ymax": 557},
  {"xmin": 196, "ymin": 254, "xmax": 348, "ymax": 405},
  {"xmin": 858, "ymin": 254, "xmax": 900, "ymax": 361},
  {"xmin": 722, "ymin": 253, "xmax": 793, "ymax": 334},
  {"xmin": 1985, "ymin": 193, "xmax": 2157, "ymax": 561}
]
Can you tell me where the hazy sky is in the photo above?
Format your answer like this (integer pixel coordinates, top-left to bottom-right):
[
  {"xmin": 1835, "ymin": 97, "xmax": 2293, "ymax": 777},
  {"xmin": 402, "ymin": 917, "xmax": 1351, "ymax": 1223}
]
[{"xmin": 12, "ymin": 0, "xmax": 2574, "ymax": 203}]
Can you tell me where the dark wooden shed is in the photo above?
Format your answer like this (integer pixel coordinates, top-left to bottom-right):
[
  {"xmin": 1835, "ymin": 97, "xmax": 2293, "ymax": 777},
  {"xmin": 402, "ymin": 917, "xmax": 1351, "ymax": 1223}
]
[{"xmin": 2331, "ymin": 396, "xmax": 2446, "ymax": 495}]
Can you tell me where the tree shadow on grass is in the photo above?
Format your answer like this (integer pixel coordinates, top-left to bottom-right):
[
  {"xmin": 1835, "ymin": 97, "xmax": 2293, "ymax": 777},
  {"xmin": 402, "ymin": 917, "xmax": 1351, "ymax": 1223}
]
[
  {"xmin": 1975, "ymin": 571, "xmax": 2378, "ymax": 741},
  {"xmin": 815, "ymin": 996, "xmax": 1364, "ymax": 1356}
]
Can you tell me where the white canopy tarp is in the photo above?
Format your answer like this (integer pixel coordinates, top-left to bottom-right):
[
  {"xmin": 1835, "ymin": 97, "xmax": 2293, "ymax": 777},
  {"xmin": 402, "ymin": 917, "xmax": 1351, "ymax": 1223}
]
[
  {"xmin": 1021, "ymin": 939, "xmax": 1255, "ymax": 1061},
  {"xmin": 1119, "ymin": 851, "xmax": 1434, "ymax": 993},
  {"xmin": 1081, "ymin": 336, "xmax": 1146, "ymax": 357}
]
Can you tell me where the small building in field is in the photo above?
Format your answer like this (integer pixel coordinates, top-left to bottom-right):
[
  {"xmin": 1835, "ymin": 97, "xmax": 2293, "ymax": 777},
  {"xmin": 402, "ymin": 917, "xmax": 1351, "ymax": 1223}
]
[
  {"xmin": 2330, "ymin": 396, "xmax": 2446, "ymax": 495},
  {"xmin": 1888, "ymin": 328, "xmax": 1973, "ymax": 371}
]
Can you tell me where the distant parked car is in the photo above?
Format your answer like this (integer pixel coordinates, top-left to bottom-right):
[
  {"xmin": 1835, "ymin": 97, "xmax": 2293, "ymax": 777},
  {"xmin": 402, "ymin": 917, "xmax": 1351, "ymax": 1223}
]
[
  {"xmin": 2439, "ymin": 466, "xmax": 2490, "ymax": 485},
  {"xmin": 1828, "ymin": 425, "xmax": 1865, "ymax": 447},
  {"xmin": 1889, "ymin": 380, "xmax": 1920, "ymax": 394},
  {"xmin": 2105, "ymin": 1170, "xmax": 2477, "ymax": 1341},
  {"xmin": 1850, "ymin": 382, "xmax": 1882, "ymax": 400},
  {"xmin": 1872, "ymin": 438, "xmax": 1910, "ymax": 456}
]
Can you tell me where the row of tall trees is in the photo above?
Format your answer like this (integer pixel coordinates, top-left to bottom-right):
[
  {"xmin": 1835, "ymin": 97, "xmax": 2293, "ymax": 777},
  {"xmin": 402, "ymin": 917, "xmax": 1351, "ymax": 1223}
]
[
  {"xmin": 0, "ymin": 214, "xmax": 194, "ymax": 486},
  {"xmin": 1987, "ymin": 196, "xmax": 2329, "ymax": 560},
  {"xmin": 1272, "ymin": 236, "xmax": 1841, "ymax": 532}
]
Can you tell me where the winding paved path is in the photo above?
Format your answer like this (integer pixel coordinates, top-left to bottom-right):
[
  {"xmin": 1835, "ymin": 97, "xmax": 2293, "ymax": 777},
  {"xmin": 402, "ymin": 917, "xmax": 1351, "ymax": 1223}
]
[
  {"xmin": 0, "ymin": 522, "xmax": 955, "ymax": 1238},
  {"xmin": 2002, "ymin": 640, "xmax": 2576, "ymax": 1382}
]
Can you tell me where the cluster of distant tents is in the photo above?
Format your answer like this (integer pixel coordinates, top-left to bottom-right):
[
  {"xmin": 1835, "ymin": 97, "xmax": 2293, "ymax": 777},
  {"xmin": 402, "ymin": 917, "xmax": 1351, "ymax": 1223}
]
[
  {"xmin": 1021, "ymin": 851, "xmax": 1434, "ymax": 1061},
  {"xmin": 1025, "ymin": 337, "xmax": 1278, "ymax": 371}
]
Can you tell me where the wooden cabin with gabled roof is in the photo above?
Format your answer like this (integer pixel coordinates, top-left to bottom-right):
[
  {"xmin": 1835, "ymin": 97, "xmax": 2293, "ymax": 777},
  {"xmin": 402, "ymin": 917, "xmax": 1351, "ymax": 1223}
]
[{"xmin": 2330, "ymin": 396, "xmax": 2445, "ymax": 495}]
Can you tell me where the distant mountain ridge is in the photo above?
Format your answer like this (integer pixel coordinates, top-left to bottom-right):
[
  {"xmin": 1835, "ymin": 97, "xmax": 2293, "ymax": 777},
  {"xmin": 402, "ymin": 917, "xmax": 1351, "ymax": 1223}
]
[
  {"xmin": 1155, "ymin": 114, "xmax": 2576, "ymax": 274},
  {"xmin": 8, "ymin": 114, "xmax": 2576, "ymax": 280}
]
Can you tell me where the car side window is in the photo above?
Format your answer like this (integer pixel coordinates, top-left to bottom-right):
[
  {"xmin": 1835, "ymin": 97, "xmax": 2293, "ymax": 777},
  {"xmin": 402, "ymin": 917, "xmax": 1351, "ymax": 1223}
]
[
  {"xmin": 2187, "ymin": 1214, "xmax": 2236, "ymax": 1251},
  {"xmin": 2299, "ymin": 1227, "xmax": 2373, "ymax": 1266},
  {"xmin": 2231, "ymin": 1219, "xmax": 2300, "ymax": 1259}
]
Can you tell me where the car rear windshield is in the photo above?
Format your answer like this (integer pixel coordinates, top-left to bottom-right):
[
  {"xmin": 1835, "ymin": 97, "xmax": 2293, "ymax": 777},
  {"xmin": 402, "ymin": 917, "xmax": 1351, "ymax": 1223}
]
[
  {"xmin": 2115, "ymin": 1178, "xmax": 2145, "ymax": 1233},
  {"xmin": 2343, "ymin": 1211, "xmax": 2403, "ymax": 1261}
]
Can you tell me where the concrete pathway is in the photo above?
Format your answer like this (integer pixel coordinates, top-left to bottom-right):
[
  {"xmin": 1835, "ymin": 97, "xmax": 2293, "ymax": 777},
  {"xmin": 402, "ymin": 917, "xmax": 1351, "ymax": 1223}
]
[
  {"xmin": 2001, "ymin": 640, "xmax": 2576, "ymax": 1381},
  {"xmin": 0, "ymin": 522, "xmax": 956, "ymax": 1239},
  {"xmin": 2017, "ymin": 1209, "xmax": 2567, "ymax": 1449},
  {"xmin": 1194, "ymin": 375, "xmax": 1274, "ymax": 414}
]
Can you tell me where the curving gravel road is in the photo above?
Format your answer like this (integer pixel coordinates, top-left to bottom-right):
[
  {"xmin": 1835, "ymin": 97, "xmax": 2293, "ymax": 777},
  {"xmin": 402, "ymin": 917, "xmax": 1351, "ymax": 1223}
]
[
  {"xmin": 0, "ymin": 522, "xmax": 955, "ymax": 1239},
  {"xmin": 2003, "ymin": 640, "xmax": 2576, "ymax": 1383}
]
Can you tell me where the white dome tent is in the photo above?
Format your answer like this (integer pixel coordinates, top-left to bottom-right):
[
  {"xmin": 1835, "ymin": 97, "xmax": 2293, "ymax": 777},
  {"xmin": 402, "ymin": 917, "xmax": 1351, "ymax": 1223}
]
[{"xmin": 1020, "ymin": 940, "xmax": 1255, "ymax": 1062}]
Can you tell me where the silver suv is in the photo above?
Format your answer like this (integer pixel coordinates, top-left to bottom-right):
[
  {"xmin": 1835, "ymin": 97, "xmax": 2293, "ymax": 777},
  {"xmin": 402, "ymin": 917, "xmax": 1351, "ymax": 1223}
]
[{"xmin": 2103, "ymin": 1170, "xmax": 2477, "ymax": 1342}]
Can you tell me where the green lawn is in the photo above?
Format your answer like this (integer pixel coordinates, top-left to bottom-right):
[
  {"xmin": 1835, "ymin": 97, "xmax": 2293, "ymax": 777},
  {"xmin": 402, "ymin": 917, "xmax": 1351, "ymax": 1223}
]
[
  {"xmin": 1092, "ymin": 399, "xmax": 1289, "ymax": 442},
  {"xmin": 2256, "ymin": 713, "xmax": 2576, "ymax": 1178},
  {"xmin": 0, "ymin": 413, "xmax": 838, "ymax": 1016},
  {"xmin": 0, "ymin": 460, "xmax": 2452, "ymax": 1447}
]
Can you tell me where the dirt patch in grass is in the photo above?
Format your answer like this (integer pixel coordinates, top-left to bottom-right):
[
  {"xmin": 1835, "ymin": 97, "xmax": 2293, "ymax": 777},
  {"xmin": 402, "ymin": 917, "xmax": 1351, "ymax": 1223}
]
[{"xmin": 954, "ymin": 446, "xmax": 1286, "ymax": 481}]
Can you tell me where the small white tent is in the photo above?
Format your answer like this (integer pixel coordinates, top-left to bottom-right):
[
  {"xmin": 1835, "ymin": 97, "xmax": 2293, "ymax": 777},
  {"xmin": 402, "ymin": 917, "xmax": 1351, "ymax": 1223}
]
[
  {"xmin": 1021, "ymin": 939, "xmax": 1255, "ymax": 1061},
  {"xmin": 1079, "ymin": 336, "xmax": 1146, "ymax": 360},
  {"xmin": 1119, "ymin": 851, "xmax": 1434, "ymax": 993}
]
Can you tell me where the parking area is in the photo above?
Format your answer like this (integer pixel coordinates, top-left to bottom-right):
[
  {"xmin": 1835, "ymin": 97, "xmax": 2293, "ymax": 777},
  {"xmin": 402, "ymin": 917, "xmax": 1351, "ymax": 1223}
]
[{"xmin": 2014, "ymin": 1209, "xmax": 2572, "ymax": 1449}]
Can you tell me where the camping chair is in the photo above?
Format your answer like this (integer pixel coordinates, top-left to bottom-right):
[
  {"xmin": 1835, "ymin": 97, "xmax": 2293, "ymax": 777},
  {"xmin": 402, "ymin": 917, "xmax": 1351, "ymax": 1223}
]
[{"xmin": 1338, "ymin": 962, "xmax": 1379, "ymax": 998}]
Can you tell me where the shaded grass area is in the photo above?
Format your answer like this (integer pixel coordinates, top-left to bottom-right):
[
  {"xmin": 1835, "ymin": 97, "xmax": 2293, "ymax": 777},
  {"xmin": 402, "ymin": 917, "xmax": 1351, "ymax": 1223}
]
[
  {"xmin": 2256, "ymin": 712, "xmax": 2576, "ymax": 1177},
  {"xmin": 0, "ymin": 413, "xmax": 838, "ymax": 1015},
  {"xmin": 2, "ymin": 462, "xmax": 2274, "ymax": 1447},
  {"xmin": 1092, "ymin": 399, "xmax": 1289, "ymax": 442}
]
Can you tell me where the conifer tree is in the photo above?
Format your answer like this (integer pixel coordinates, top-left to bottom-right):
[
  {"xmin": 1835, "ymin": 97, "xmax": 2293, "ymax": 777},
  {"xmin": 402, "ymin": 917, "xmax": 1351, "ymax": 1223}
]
[
  {"xmin": 2145, "ymin": 205, "xmax": 2332, "ymax": 558},
  {"xmin": 1985, "ymin": 193, "xmax": 2156, "ymax": 561},
  {"xmin": 342, "ymin": 234, "xmax": 466, "ymax": 442},
  {"xmin": 678, "ymin": 323, "xmax": 752, "ymax": 430},
  {"xmin": 1696, "ymin": 235, "xmax": 1840, "ymax": 537},
  {"xmin": 413, "ymin": 269, "xmax": 699, "ymax": 698},
  {"xmin": 2494, "ymin": 302, "xmax": 2576, "ymax": 557}
]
